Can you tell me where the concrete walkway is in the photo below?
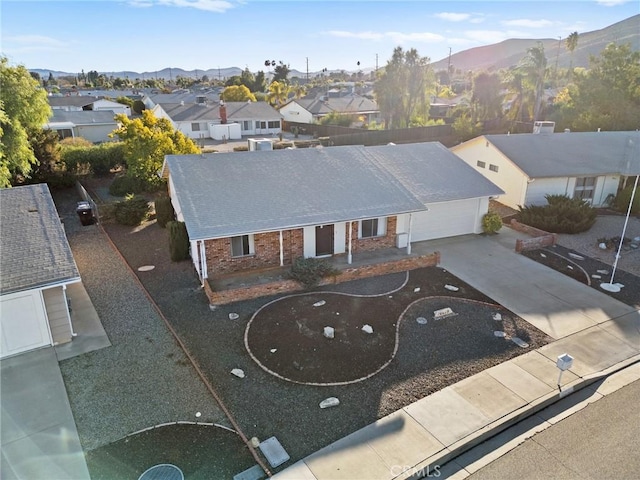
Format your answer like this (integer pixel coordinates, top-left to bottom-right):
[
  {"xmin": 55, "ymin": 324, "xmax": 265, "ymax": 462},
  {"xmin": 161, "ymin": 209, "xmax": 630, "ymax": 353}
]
[
  {"xmin": 1, "ymin": 282, "xmax": 109, "ymax": 479},
  {"xmin": 273, "ymin": 229, "xmax": 640, "ymax": 480}
]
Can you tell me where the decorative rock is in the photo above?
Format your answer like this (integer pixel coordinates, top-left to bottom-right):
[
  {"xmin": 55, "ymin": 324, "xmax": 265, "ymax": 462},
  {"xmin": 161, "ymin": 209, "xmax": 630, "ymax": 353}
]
[
  {"xmin": 591, "ymin": 274, "xmax": 601, "ymax": 279},
  {"xmin": 195, "ymin": 412, "xmax": 201, "ymax": 418},
  {"xmin": 270, "ymin": 349, "xmax": 277, "ymax": 353},
  {"xmin": 568, "ymin": 252, "xmax": 584, "ymax": 260},
  {"xmin": 362, "ymin": 324, "xmax": 373, "ymax": 334},
  {"xmin": 540, "ymin": 253, "xmax": 547, "ymax": 258},
  {"xmin": 313, "ymin": 300, "xmax": 326, "ymax": 307},
  {"xmin": 599, "ymin": 243, "xmax": 608, "ymax": 250},
  {"xmin": 228, "ymin": 313, "xmax": 239, "ymax": 320},
  {"xmin": 209, "ymin": 304, "xmax": 217, "ymax": 311},
  {"xmin": 319, "ymin": 397, "xmax": 340, "ymax": 409},
  {"xmin": 293, "ymin": 361, "xmax": 302, "ymax": 370},
  {"xmin": 323, "ymin": 326, "xmax": 335, "ymax": 339},
  {"xmin": 434, "ymin": 307, "xmax": 456, "ymax": 319},
  {"xmin": 137, "ymin": 265, "xmax": 155, "ymax": 272},
  {"xmin": 492, "ymin": 312, "xmax": 502, "ymax": 321},
  {"xmin": 250, "ymin": 437, "xmax": 260, "ymax": 448},
  {"xmin": 494, "ymin": 331, "xmax": 506, "ymax": 338},
  {"xmin": 416, "ymin": 317, "xmax": 428, "ymax": 325},
  {"xmin": 631, "ymin": 243, "xmax": 639, "ymax": 249},
  {"xmin": 567, "ymin": 265, "xmax": 574, "ymax": 270},
  {"xmin": 231, "ymin": 368, "xmax": 245, "ymax": 378},
  {"xmin": 511, "ymin": 337, "xmax": 529, "ymax": 348},
  {"xmin": 634, "ymin": 236, "xmax": 640, "ymax": 243},
  {"xmin": 597, "ymin": 269, "xmax": 609, "ymax": 274},
  {"xmin": 444, "ymin": 284, "xmax": 459, "ymax": 292},
  {"xmin": 414, "ymin": 287, "xmax": 421, "ymax": 293}
]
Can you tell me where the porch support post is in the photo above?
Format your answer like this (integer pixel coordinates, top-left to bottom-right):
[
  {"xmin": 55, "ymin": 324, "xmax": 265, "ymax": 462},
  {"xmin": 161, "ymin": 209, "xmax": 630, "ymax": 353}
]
[
  {"xmin": 62, "ymin": 284, "xmax": 77, "ymax": 337},
  {"xmin": 279, "ymin": 230, "xmax": 284, "ymax": 266},
  {"xmin": 199, "ymin": 240, "xmax": 208, "ymax": 283},
  {"xmin": 347, "ymin": 221, "xmax": 353, "ymax": 264},
  {"xmin": 406, "ymin": 213, "xmax": 413, "ymax": 255}
]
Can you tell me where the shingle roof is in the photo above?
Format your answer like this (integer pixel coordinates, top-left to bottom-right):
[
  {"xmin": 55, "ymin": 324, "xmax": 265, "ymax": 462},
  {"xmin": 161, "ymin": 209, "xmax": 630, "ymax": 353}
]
[
  {"xmin": 296, "ymin": 95, "xmax": 379, "ymax": 115},
  {"xmin": 157, "ymin": 101, "xmax": 282, "ymax": 122},
  {"xmin": 164, "ymin": 146, "xmax": 427, "ymax": 240},
  {"xmin": 0, "ymin": 184, "xmax": 80, "ymax": 295},
  {"xmin": 485, "ymin": 131, "xmax": 640, "ymax": 178},
  {"xmin": 47, "ymin": 110, "xmax": 118, "ymax": 125},
  {"xmin": 368, "ymin": 142, "xmax": 504, "ymax": 203},
  {"xmin": 48, "ymin": 96, "xmax": 100, "ymax": 108}
]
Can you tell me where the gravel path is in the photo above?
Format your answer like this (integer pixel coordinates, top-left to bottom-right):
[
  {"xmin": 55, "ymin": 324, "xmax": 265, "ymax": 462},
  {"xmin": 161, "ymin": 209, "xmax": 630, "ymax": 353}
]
[
  {"xmin": 52, "ymin": 189, "xmax": 232, "ymax": 452},
  {"xmin": 555, "ymin": 215, "xmax": 640, "ymax": 277}
]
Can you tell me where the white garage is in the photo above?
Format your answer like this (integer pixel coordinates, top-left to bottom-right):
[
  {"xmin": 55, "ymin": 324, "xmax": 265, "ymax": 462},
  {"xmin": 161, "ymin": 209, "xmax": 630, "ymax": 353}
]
[
  {"xmin": 411, "ymin": 198, "xmax": 486, "ymax": 242},
  {"xmin": 0, "ymin": 184, "xmax": 81, "ymax": 359}
]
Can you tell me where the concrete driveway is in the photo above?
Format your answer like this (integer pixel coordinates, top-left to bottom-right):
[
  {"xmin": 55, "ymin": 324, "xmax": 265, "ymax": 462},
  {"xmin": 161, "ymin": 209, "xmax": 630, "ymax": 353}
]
[{"xmin": 413, "ymin": 227, "xmax": 638, "ymax": 340}]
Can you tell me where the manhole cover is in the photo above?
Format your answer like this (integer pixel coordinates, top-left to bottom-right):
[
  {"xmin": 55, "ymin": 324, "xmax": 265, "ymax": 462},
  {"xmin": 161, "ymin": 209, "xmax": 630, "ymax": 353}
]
[
  {"xmin": 138, "ymin": 265, "xmax": 155, "ymax": 272},
  {"xmin": 138, "ymin": 464, "xmax": 184, "ymax": 480}
]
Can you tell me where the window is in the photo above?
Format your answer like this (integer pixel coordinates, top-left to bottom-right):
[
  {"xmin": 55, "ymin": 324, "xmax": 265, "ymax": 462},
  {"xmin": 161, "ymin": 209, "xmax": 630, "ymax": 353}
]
[
  {"xmin": 574, "ymin": 177, "xmax": 596, "ymax": 200},
  {"xmin": 477, "ymin": 160, "xmax": 486, "ymax": 168},
  {"xmin": 242, "ymin": 120, "xmax": 251, "ymax": 131},
  {"xmin": 489, "ymin": 164, "xmax": 499, "ymax": 172},
  {"xmin": 231, "ymin": 235, "xmax": 253, "ymax": 257},
  {"xmin": 268, "ymin": 120, "xmax": 280, "ymax": 129},
  {"xmin": 255, "ymin": 121, "xmax": 267, "ymax": 129},
  {"xmin": 360, "ymin": 218, "xmax": 386, "ymax": 238},
  {"xmin": 191, "ymin": 123, "xmax": 201, "ymax": 131}
]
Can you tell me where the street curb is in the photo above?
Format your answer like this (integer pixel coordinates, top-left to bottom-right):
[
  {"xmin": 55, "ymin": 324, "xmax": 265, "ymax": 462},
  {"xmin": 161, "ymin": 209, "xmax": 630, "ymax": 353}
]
[{"xmin": 397, "ymin": 353, "xmax": 640, "ymax": 480}]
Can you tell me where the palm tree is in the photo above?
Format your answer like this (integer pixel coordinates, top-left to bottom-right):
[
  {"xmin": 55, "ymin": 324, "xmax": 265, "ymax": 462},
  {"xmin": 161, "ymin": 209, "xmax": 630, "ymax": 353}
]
[
  {"xmin": 518, "ymin": 42, "xmax": 548, "ymax": 122},
  {"xmin": 566, "ymin": 32, "xmax": 579, "ymax": 74},
  {"xmin": 267, "ymin": 81, "xmax": 290, "ymax": 107}
]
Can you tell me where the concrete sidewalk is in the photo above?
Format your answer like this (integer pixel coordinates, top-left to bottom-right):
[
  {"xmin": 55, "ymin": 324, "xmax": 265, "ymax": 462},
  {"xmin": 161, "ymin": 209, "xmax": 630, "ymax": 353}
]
[{"xmin": 273, "ymin": 229, "xmax": 640, "ymax": 480}]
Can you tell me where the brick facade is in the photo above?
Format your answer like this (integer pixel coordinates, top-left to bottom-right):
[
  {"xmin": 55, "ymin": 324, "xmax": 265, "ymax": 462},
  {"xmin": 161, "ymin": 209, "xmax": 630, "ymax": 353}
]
[
  {"xmin": 510, "ymin": 219, "xmax": 558, "ymax": 253},
  {"xmin": 205, "ymin": 251, "xmax": 441, "ymax": 306},
  {"xmin": 348, "ymin": 216, "xmax": 398, "ymax": 253},
  {"xmin": 205, "ymin": 229, "xmax": 303, "ymax": 274}
]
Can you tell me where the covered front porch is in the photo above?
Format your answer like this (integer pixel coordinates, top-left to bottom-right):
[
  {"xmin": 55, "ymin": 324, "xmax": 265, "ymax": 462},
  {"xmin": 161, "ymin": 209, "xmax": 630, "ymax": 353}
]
[{"xmin": 205, "ymin": 243, "xmax": 441, "ymax": 306}]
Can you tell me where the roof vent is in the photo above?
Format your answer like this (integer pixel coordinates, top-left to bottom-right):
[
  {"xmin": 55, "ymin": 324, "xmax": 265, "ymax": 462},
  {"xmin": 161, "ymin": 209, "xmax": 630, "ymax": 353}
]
[{"xmin": 564, "ymin": 128, "xmax": 571, "ymax": 133}]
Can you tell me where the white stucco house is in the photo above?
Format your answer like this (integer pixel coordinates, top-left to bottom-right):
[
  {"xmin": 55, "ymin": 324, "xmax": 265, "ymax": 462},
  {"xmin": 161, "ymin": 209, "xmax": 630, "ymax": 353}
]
[
  {"xmin": 152, "ymin": 101, "xmax": 282, "ymax": 141},
  {"xmin": 0, "ymin": 184, "xmax": 81, "ymax": 359},
  {"xmin": 160, "ymin": 142, "xmax": 503, "ymax": 282},
  {"xmin": 44, "ymin": 110, "xmax": 119, "ymax": 143},
  {"xmin": 279, "ymin": 93, "xmax": 380, "ymax": 125},
  {"xmin": 48, "ymin": 96, "xmax": 130, "ymax": 116},
  {"xmin": 451, "ymin": 129, "xmax": 640, "ymax": 210}
]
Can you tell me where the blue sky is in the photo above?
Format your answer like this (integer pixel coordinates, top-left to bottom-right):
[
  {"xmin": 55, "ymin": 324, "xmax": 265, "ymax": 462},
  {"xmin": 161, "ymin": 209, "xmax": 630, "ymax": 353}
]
[{"xmin": 1, "ymin": 0, "xmax": 637, "ymax": 74}]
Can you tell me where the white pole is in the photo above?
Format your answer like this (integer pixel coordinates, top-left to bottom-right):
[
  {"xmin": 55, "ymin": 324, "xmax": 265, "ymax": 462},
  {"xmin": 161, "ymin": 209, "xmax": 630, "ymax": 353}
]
[{"xmin": 602, "ymin": 174, "xmax": 639, "ymax": 291}]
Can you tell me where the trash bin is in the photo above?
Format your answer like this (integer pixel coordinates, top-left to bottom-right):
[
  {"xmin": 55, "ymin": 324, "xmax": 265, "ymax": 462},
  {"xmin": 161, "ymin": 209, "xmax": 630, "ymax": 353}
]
[{"xmin": 76, "ymin": 201, "xmax": 94, "ymax": 226}]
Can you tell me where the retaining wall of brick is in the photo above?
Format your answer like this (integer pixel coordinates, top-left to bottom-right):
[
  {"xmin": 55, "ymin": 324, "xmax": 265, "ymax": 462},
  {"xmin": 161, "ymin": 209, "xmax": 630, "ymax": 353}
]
[{"xmin": 511, "ymin": 219, "xmax": 558, "ymax": 253}]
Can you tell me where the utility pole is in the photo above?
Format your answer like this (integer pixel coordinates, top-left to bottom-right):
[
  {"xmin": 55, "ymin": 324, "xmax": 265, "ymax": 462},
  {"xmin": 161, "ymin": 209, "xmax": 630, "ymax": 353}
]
[
  {"xmin": 306, "ymin": 57, "xmax": 309, "ymax": 82},
  {"xmin": 555, "ymin": 36, "xmax": 562, "ymax": 87},
  {"xmin": 447, "ymin": 47, "xmax": 452, "ymax": 86}
]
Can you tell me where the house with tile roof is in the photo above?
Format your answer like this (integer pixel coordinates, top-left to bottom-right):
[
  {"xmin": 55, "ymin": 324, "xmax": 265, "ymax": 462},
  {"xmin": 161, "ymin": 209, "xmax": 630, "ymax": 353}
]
[
  {"xmin": 161, "ymin": 142, "xmax": 503, "ymax": 281},
  {"xmin": 0, "ymin": 184, "xmax": 82, "ymax": 358},
  {"xmin": 44, "ymin": 110, "xmax": 119, "ymax": 143},
  {"xmin": 451, "ymin": 129, "xmax": 640, "ymax": 210},
  {"xmin": 152, "ymin": 101, "xmax": 282, "ymax": 141}
]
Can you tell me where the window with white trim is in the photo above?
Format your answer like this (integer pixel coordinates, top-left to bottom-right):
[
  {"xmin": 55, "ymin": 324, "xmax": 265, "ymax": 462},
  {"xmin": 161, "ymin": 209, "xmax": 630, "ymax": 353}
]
[
  {"xmin": 231, "ymin": 235, "xmax": 254, "ymax": 257},
  {"xmin": 268, "ymin": 120, "xmax": 280, "ymax": 129},
  {"xmin": 360, "ymin": 218, "xmax": 387, "ymax": 238},
  {"xmin": 574, "ymin": 177, "xmax": 596, "ymax": 201},
  {"xmin": 242, "ymin": 120, "xmax": 251, "ymax": 131}
]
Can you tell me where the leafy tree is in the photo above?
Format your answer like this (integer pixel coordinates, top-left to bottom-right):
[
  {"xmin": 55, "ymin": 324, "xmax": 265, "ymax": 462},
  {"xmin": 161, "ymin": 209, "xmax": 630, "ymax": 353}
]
[
  {"xmin": 272, "ymin": 61, "xmax": 290, "ymax": 84},
  {"xmin": 318, "ymin": 112, "xmax": 354, "ymax": 126},
  {"xmin": 116, "ymin": 96, "xmax": 134, "ymax": 108},
  {"xmin": 517, "ymin": 42, "xmax": 548, "ymax": 122},
  {"xmin": 28, "ymin": 128, "xmax": 63, "ymax": 181},
  {"xmin": 452, "ymin": 113, "xmax": 482, "ymax": 143},
  {"xmin": 267, "ymin": 81, "xmax": 291, "ymax": 107},
  {"xmin": 374, "ymin": 47, "xmax": 434, "ymax": 129},
  {"xmin": 253, "ymin": 71, "xmax": 266, "ymax": 92},
  {"xmin": 566, "ymin": 32, "xmax": 579, "ymax": 73},
  {"xmin": 132, "ymin": 99, "xmax": 146, "ymax": 114},
  {"xmin": 0, "ymin": 57, "xmax": 52, "ymax": 187},
  {"xmin": 471, "ymin": 72, "xmax": 503, "ymax": 122},
  {"xmin": 503, "ymin": 68, "xmax": 534, "ymax": 123},
  {"xmin": 221, "ymin": 85, "xmax": 256, "ymax": 102},
  {"xmin": 110, "ymin": 110, "xmax": 199, "ymax": 187},
  {"xmin": 225, "ymin": 75, "xmax": 242, "ymax": 87}
]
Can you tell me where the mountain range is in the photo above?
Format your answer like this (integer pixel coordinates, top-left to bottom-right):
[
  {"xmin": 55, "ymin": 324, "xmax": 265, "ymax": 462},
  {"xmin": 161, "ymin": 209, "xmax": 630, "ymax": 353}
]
[{"xmin": 32, "ymin": 14, "xmax": 638, "ymax": 81}]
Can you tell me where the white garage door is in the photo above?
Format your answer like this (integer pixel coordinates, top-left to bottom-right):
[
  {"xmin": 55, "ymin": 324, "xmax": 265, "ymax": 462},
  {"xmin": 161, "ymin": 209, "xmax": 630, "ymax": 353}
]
[
  {"xmin": 411, "ymin": 198, "xmax": 480, "ymax": 242},
  {"xmin": 1, "ymin": 291, "xmax": 51, "ymax": 359}
]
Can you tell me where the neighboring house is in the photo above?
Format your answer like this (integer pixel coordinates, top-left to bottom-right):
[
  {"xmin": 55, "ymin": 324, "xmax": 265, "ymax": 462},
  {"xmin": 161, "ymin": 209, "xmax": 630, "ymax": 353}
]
[
  {"xmin": 279, "ymin": 93, "xmax": 380, "ymax": 125},
  {"xmin": 48, "ymin": 95, "xmax": 130, "ymax": 116},
  {"xmin": 451, "ymin": 128, "xmax": 640, "ymax": 210},
  {"xmin": 44, "ymin": 110, "xmax": 119, "ymax": 143},
  {"xmin": 152, "ymin": 101, "xmax": 282, "ymax": 140},
  {"xmin": 0, "ymin": 184, "xmax": 81, "ymax": 359},
  {"xmin": 142, "ymin": 90, "xmax": 221, "ymax": 110},
  {"xmin": 161, "ymin": 142, "xmax": 503, "ymax": 282}
]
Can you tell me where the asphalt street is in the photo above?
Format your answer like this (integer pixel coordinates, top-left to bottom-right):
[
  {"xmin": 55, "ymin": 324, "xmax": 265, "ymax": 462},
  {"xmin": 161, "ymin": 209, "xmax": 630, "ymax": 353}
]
[{"xmin": 466, "ymin": 378, "xmax": 640, "ymax": 480}]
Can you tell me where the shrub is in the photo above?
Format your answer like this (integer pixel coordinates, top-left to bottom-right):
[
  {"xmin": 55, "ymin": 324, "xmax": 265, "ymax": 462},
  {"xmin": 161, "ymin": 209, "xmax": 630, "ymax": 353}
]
[
  {"xmin": 113, "ymin": 194, "xmax": 150, "ymax": 226},
  {"xmin": 516, "ymin": 194, "xmax": 597, "ymax": 234},
  {"xmin": 233, "ymin": 145, "xmax": 248, "ymax": 152},
  {"xmin": 154, "ymin": 196, "xmax": 175, "ymax": 228},
  {"xmin": 60, "ymin": 142, "xmax": 125, "ymax": 175},
  {"xmin": 109, "ymin": 175, "xmax": 146, "ymax": 196},
  {"xmin": 132, "ymin": 99, "xmax": 146, "ymax": 114},
  {"xmin": 482, "ymin": 212, "xmax": 502, "ymax": 234},
  {"xmin": 167, "ymin": 221, "xmax": 190, "ymax": 261},
  {"xmin": 288, "ymin": 257, "xmax": 340, "ymax": 289},
  {"xmin": 614, "ymin": 185, "xmax": 640, "ymax": 215}
]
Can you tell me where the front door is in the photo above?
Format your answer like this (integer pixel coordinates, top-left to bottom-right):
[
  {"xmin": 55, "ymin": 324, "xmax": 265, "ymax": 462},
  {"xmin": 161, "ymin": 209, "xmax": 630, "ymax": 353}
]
[{"xmin": 315, "ymin": 225, "xmax": 334, "ymax": 256}]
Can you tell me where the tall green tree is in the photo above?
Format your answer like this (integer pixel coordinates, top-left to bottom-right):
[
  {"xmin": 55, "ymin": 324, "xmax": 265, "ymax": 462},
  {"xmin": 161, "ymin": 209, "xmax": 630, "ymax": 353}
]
[
  {"xmin": 221, "ymin": 85, "xmax": 257, "ymax": 102},
  {"xmin": 471, "ymin": 72, "xmax": 503, "ymax": 122},
  {"xmin": 374, "ymin": 47, "xmax": 434, "ymax": 129},
  {"xmin": 0, "ymin": 57, "xmax": 52, "ymax": 187},
  {"xmin": 566, "ymin": 32, "xmax": 579, "ymax": 73},
  {"xmin": 267, "ymin": 81, "xmax": 291, "ymax": 107},
  {"xmin": 272, "ymin": 62, "xmax": 290, "ymax": 84},
  {"xmin": 111, "ymin": 110, "xmax": 199, "ymax": 186},
  {"xmin": 518, "ymin": 42, "xmax": 548, "ymax": 122}
]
